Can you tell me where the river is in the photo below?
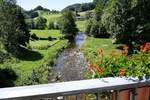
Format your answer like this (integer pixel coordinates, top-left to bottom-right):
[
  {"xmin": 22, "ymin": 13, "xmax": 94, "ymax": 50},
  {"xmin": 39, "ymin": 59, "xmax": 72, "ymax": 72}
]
[{"xmin": 49, "ymin": 32, "xmax": 87, "ymax": 82}]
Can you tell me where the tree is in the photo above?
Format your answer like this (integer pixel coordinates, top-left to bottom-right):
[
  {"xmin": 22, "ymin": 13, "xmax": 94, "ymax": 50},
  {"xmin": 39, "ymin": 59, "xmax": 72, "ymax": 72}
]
[
  {"xmin": 34, "ymin": 16, "xmax": 47, "ymax": 29},
  {"xmin": 101, "ymin": 0, "xmax": 150, "ymax": 53},
  {"xmin": 25, "ymin": 19, "xmax": 35, "ymax": 29},
  {"xmin": 0, "ymin": 0, "xmax": 30, "ymax": 54},
  {"xmin": 60, "ymin": 9, "xmax": 78, "ymax": 40}
]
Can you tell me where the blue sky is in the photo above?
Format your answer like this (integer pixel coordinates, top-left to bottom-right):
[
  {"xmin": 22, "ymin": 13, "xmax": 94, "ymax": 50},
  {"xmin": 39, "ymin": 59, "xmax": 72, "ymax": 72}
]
[{"xmin": 17, "ymin": 0, "xmax": 93, "ymax": 11}]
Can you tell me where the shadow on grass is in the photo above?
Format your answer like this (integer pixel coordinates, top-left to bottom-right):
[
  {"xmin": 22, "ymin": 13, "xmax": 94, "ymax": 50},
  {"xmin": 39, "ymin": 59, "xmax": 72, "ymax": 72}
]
[
  {"xmin": 16, "ymin": 46, "xmax": 43, "ymax": 61},
  {"xmin": 0, "ymin": 68, "xmax": 18, "ymax": 88}
]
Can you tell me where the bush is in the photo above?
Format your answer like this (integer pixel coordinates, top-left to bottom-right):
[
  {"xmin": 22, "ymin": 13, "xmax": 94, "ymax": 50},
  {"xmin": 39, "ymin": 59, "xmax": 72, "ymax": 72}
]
[
  {"xmin": 48, "ymin": 22, "xmax": 54, "ymax": 29},
  {"xmin": 86, "ymin": 19, "xmax": 109, "ymax": 38},
  {"xmin": 34, "ymin": 17, "xmax": 47, "ymax": 29},
  {"xmin": 25, "ymin": 19, "xmax": 35, "ymax": 29},
  {"xmin": 87, "ymin": 46, "xmax": 150, "ymax": 79},
  {"xmin": 31, "ymin": 33, "xmax": 39, "ymax": 40},
  {"xmin": 0, "ymin": 65, "xmax": 18, "ymax": 87}
]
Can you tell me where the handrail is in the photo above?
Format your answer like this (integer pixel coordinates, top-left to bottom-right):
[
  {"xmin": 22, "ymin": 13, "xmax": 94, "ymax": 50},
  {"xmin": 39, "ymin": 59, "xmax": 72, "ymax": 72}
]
[{"xmin": 0, "ymin": 77, "xmax": 149, "ymax": 100}]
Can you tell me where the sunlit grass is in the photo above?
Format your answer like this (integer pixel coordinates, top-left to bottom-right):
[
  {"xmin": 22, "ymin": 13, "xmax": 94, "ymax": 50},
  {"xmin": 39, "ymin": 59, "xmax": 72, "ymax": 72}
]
[
  {"xmin": 82, "ymin": 37, "xmax": 120, "ymax": 63},
  {"xmin": 31, "ymin": 29, "xmax": 63, "ymax": 38},
  {"xmin": 76, "ymin": 20, "xmax": 87, "ymax": 32}
]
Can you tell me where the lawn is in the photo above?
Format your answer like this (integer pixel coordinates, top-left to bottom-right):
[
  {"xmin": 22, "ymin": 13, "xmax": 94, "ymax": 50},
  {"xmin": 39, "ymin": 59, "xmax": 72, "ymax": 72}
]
[
  {"xmin": 76, "ymin": 20, "xmax": 87, "ymax": 32},
  {"xmin": 82, "ymin": 37, "xmax": 120, "ymax": 64},
  {"xmin": 41, "ymin": 13, "xmax": 61, "ymax": 23},
  {"xmin": 31, "ymin": 29, "xmax": 63, "ymax": 38},
  {"xmin": 15, "ymin": 39, "xmax": 68, "ymax": 85}
]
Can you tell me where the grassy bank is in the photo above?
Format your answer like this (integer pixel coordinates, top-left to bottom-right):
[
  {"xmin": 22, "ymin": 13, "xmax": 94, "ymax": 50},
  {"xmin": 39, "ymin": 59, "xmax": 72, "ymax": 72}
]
[
  {"xmin": 0, "ymin": 29, "xmax": 68, "ymax": 86},
  {"xmin": 82, "ymin": 37, "xmax": 120, "ymax": 64}
]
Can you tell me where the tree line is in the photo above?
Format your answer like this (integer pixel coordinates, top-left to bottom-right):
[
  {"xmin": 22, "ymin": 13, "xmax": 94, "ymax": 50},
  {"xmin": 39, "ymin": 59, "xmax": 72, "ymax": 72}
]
[
  {"xmin": 62, "ymin": 2, "xmax": 95, "ymax": 12},
  {"xmin": 86, "ymin": 0, "xmax": 150, "ymax": 53}
]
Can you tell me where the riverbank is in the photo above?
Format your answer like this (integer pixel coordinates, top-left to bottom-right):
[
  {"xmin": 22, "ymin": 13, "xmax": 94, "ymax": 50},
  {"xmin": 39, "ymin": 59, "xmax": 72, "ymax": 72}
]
[
  {"xmin": 81, "ymin": 37, "xmax": 120, "ymax": 65},
  {"xmin": 0, "ymin": 30, "xmax": 68, "ymax": 87}
]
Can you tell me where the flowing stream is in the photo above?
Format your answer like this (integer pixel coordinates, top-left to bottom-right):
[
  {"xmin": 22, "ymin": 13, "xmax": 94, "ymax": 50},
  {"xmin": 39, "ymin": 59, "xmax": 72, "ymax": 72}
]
[{"xmin": 49, "ymin": 32, "xmax": 87, "ymax": 82}]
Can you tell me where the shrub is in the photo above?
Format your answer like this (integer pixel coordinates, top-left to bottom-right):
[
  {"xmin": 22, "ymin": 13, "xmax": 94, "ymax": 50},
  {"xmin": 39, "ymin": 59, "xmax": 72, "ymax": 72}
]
[
  {"xmin": 86, "ymin": 19, "xmax": 110, "ymax": 38},
  {"xmin": 31, "ymin": 33, "xmax": 39, "ymax": 40},
  {"xmin": 87, "ymin": 46, "xmax": 150, "ymax": 79},
  {"xmin": 34, "ymin": 17, "xmax": 47, "ymax": 29},
  {"xmin": 48, "ymin": 21, "xmax": 54, "ymax": 29}
]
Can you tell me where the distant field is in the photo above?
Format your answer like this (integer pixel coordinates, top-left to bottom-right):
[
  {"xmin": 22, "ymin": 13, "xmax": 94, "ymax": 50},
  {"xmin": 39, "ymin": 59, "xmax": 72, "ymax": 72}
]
[
  {"xmin": 79, "ymin": 10, "xmax": 94, "ymax": 17},
  {"xmin": 41, "ymin": 13, "xmax": 61, "ymax": 23},
  {"xmin": 76, "ymin": 20, "xmax": 87, "ymax": 32},
  {"xmin": 31, "ymin": 30, "xmax": 63, "ymax": 38}
]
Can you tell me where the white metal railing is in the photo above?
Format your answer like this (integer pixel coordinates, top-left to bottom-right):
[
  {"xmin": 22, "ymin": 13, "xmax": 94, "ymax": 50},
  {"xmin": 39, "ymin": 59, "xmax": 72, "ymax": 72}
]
[{"xmin": 0, "ymin": 77, "xmax": 149, "ymax": 100}]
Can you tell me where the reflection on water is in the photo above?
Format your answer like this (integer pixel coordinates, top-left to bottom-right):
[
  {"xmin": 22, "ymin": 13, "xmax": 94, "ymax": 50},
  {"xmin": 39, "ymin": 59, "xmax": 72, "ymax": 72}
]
[
  {"xmin": 49, "ymin": 32, "xmax": 87, "ymax": 83},
  {"xmin": 75, "ymin": 32, "xmax": 85, "ymax": 48}
]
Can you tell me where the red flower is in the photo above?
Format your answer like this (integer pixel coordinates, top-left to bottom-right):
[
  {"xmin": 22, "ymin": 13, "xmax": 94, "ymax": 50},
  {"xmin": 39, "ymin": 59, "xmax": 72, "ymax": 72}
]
[
  {"xmin": 140, "ymin": 42, "xmax": 150, "ymax": 52},
  {"xmin": 123, "ymin": 45, "xmax": 129, "ymax": 50},
  {"xmin": 142, "ymin": 47, "xmax": 148, "ymax": 52},
  {"xmin": 98, "ymin": 48, "xmax": 104, "ymax": 56},
  {"xmin": 120, "ymin": 50, "xmax": 126, "ymax": 56},
  {"xmin": 119, "ymin": 69, "xmax": 126, "ymax": 76},
  {"xmin": 87, "ymin": 63, "xmax": 93, "ymax": 70},
  {"xmin": 96, "ymin": 66, "xmax": 104, "ymax": 74},
  {"xmin": 109, "ymin": 50, "xmax": 115, "ymax": 57}
]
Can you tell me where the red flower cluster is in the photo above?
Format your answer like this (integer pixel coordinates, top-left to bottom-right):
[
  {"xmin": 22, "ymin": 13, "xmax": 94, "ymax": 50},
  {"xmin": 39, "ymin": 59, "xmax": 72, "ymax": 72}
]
[
  {"xmin": 120, "ymin": 45, "xmax": 129, "ymax": 56},
  {"xmin": 98, "ymin": 48, "xmax": 104, "ymax": 56},
  {"xmin": 109, "ymin": 50, "xmax": 115, "ymax": 57},
  {"xmin": 119, "ymin": 68, "xmax": 126, "ymax": 76},
  {"xmin": 120, "ymin": 50, "xmax": 126, "ymax": 56},
  {"xmin": 123, "ymin": 45, "xmax": 129, "ymax": 50},
  {"xmin": 96, "ymin": 66, "xmax": 104, "ymax": 74},
  {"xmin": 140, "ymin": 42, "xmax": 150, "ymax": 52},
  {"xmin": 87, "ymin": 63, "xmax": 93, "ymax": 70}
]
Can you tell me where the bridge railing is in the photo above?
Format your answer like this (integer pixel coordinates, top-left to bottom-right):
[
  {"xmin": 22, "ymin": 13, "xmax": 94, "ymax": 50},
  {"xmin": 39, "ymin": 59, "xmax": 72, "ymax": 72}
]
[{"xmin": 0, "ymin": 77, "xmax": 149, "ymax": 100}]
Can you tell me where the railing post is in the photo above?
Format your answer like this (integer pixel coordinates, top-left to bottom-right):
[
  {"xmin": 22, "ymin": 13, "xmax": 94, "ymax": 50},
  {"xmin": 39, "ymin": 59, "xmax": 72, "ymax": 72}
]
[
  {"xmin": 76, "ymin": 94, "xmax": 80, "ymax": 100},
  {"xmin": 130, "ymin": 88, "xmax": 137, "ymax": 100},
  {"xmin": 116, "ymin": 91, "xmax": 120, "ymax": 100},
  {"xmin": 96, "ymin": 92, "xmax": 101, "ymax": 100}
]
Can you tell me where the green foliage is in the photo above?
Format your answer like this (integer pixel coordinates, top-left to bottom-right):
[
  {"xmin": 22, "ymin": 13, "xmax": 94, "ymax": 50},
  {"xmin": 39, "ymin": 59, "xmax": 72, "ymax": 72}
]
[
  {"xmin": 60, "ymin": 10, "xmax": 78, "ymax": 39},
  {"xmin": 48, "ymin": 21, "xmax": 55, "ymax": 29},
  {"xmin": 25, "ymin": 19, "xmax": 35, "ymax": 29},
  {"xmin": 101, "ymin": 0, "xmax": 150, "ymax": 52},
  {"xmin": 0, "ymin": 65, "xmax": 18, "ymax": 87},
  {"xmin": 48, "ymin": 21, "xmax": 59, "ymax": 30},
  {"xmin": 90, "ymin": 51, "xmax": 150, "ymax": 78},
  {"xmin": 62, "ymin": 2, "xmax": 95, "ymax": 12},
  {"xmin": 34, "ymin": 16, "xmax": 47, "ymax": 29},
  {"xmin": 85, "ymin": 19, "xmax": 109, "ymax": 38},
  {"xmin": 0, "ymin": 0, "xmax": 30, "ymax": 55},
  {"xmin": 82, "ymin": 37, "xmax": 120, "ymax": 63}
]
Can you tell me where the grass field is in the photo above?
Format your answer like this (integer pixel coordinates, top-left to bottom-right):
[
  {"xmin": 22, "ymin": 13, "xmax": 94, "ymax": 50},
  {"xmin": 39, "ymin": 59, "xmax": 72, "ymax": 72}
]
[
  {"xmin": 41, "ymin": 13, "xmax": 61, "ymax": 23},
  {"xmin": 31, "ymin": 29, "xmax": 63, "ymax": 38},
  {"xmin": 82, "ymin": 37, "xmax": 120, "ymax": 64},
  {"xmin": 76, "ymin": 20, "xmax": 87, "ymax": 32},
  {"xmin": 15, "ymin": 39, "xmax": 67, "ymax": 85}
]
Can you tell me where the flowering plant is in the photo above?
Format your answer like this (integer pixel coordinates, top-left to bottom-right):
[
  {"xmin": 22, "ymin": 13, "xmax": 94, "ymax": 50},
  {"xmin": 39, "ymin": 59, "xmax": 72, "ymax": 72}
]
[{"xmin": 87, "ymin": 44, "xmax": 150, "ymax": 79}]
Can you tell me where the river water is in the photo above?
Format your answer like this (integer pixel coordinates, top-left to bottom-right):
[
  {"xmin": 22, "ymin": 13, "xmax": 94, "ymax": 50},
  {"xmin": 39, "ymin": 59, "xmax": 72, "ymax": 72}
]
[{"xmin": 49, "ymin": 32, "xmax": 87, "ymax": 82}]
